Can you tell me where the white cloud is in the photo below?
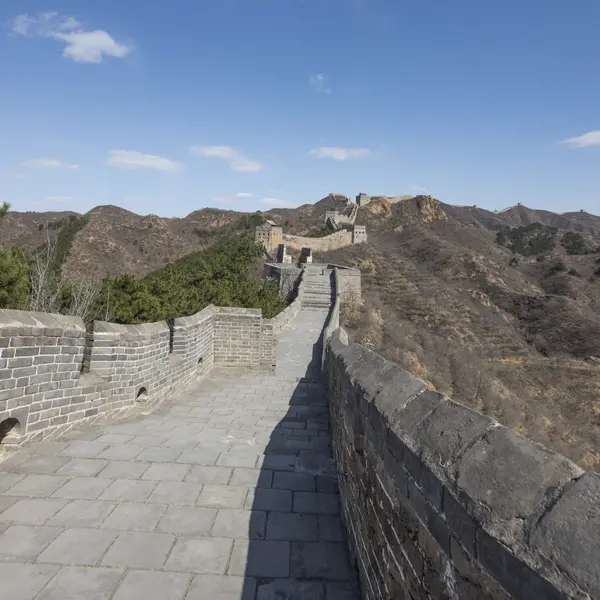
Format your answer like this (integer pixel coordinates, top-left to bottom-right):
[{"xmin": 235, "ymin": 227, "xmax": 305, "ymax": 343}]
[
  {"xmin": 560, "ymin": 130, "xmax": 600, "ymax": 148},
  {"xmin": 23, "ymin": 158, "xmax": 79, "ymax": 170},
  {"xmin": 410, "ymin": 185, "xmax": 428, "ymax": 193},
  {"xmin": 106, "ymin": 150, "xmax": 183, "ymax": 173},
  {"xmin": 309, "ymin": 146, "xmax": 371, "ymax": 161},
  {"xmin": 309, "ymin": 73, "xmax": 332, "ymax": 95},
  {"xmin": 191, "ymin": 146, "xmax": 262, "ymax": 173},
  {"xmin": 235, "ymin": 192, "xmax": 253, "ymax": 199},
  {"xmin": 214, "ymin": 196, "xmax": 233, "ymax": 204},
  {"xmin": 261, "ymin": 197, "xmax": 294, "ymax": 207},
  {"xmin": 10, "ymin": 12, "xmax": 131, "ymax": 63}
]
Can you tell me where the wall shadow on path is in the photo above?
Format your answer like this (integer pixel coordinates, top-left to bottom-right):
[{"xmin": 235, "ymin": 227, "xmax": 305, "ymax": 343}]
[{"xmin": 242, "ymin": 329, "xmax": 362, "ymax": 600}]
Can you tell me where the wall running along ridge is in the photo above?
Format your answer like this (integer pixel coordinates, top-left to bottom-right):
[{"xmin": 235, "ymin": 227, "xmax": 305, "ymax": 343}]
[
  {"xmin": 323, "ymin": 269, "xmax": 599, "ymax": 600},
  {"xmin": 283, "ymin": 229, "xmax": 353, "ymax": 252},
  {"xmin": 0, "ymin": 304, "xmax": 278, "ymax": 448}
]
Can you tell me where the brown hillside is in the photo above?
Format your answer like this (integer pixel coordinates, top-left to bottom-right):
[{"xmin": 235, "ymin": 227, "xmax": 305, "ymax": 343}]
[
  {"xmin": 319, "ymin": 201, "xmax": 600, "ymax": 471},
  {"xmin": 0, "ymin": 210, "xmax": 79, "ymax": 249}
]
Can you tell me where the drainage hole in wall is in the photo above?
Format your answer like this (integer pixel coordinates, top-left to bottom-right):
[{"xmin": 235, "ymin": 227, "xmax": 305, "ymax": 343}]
[
  {"xmin": 136, "ymin": 387, "xmax": 148, "ymax": 402},
  {"xmin": 0, "ymin": 418, "xmax": 21, "ymax": 444},
  {"xmin": 198, "ymin": 357, "xmax": 203, "ymax": 365}
]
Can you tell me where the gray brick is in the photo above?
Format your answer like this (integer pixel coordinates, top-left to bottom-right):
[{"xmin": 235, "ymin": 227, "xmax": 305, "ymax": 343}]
[
  {"xmin": 186, "ymin": 575, "xmax": 256, "ymax": 600},
  {"xmin": 102, "ymin": 531, "xmax": 175, "ymax": 569},
  {"xmin": 0, "ymin": 498, "xmax": 67, "ymax": 525},
  {"xmin": 113, "ymin": 570, "xmax": 191, "ymax": 600},
  {"xmin": 38, "ymin": 527, "xmax": 117, "ymax": 565},
  {"xmin": 266, "ymin": 512, "xmax": 318, "ymax": 541},
  {"xmin": 101, "ymin": 502, "xmax": 166, "ymax": 531},
  {"xmin": 0, "ymin": 524, "xmax": 61, "ymax": 560},
  {"xmin": 291, "ymin": 542, "xmax": 354, "ymax": 581},
  {"xmin": 157, "ymin": 506, "xmax": 217, "ymax": 536},
  {"xmin": 47, "ymin": 500, "xmax": 117, "ymax": 528},
  {"xmin": 0, "ymin": 562, "xmax": 59, "ymax": 600},
  {"xmin": 293, "ymin": 492, "xmax": 340, "ymax": 515},
  {"xmin": 51, "ymin": 477, "xmax": 113, "ymax": 500},
  {"xmin": 211, "ymin": 509, "xmax": 266, "ymax": 539},
  {"xmin": 273, "ymin": 471, "xmax": 316, "ymax": 492},
  {"xmin": 35, "ymin": 566, "xmax": 123, "ymax": 600},
  {"xmin": 246, "ymin": 488, "xmax": 292, "ymax": 512},
  {"xmin": 3, "ymin": 474, "xmax": 69, "ymax": 497},
  {"xmin": 165, "ymin": 537, "xmax": 232, "ymax": 574},
  {"xmin": 229, "ymin": 539, "xmax": 290, "ymax": 578}
]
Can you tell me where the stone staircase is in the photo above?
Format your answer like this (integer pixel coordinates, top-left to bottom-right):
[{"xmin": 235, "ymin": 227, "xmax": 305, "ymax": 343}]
[{"xmin": 301, "ymin": 269, "xmax": 336, "ymax": 311}]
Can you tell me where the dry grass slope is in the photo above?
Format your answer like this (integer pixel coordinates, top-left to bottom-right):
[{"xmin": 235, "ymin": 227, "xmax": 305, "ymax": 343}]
[{"xmin": 319, "ymin": 200, "xmax": 600, "ymax": 470}]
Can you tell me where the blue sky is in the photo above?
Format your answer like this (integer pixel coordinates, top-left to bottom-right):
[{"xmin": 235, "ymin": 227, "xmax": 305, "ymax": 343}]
[{"xmin": 1, "ymin": 0, "xmax": 599, "ymax": 217}]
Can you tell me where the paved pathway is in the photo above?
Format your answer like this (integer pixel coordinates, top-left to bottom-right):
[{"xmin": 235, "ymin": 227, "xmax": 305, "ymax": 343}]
[{"xmin": 0, "ymin": 305, "xmax": 359, "ymax": 599}]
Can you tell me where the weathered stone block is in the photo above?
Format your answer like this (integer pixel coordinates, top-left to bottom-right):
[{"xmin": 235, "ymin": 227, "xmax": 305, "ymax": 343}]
[
  {"xmin": 455, "ymin": 426, "xmax": 581, "ymax": 546},
  {"xmin": 530, "ymin": 473, "xmax": 600, "ymax": 598},
  {"xmin": 477, "ymin": 529, "xmax": 563, "ymax": 600}
]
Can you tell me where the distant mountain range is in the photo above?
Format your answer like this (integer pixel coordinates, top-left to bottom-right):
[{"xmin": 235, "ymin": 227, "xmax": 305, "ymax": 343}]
[{"xmin": 3, "ymin": 194, "xmax": 600, "ymax": 282}]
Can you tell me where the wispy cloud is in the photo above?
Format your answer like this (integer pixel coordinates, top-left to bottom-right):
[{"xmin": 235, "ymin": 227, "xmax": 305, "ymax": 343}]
[
  {"xmin": 9, "ymin": 12, "xmax": 131, "ymax": 63},
  {"xmin": 309, "ymin": 146, "xmax": 371, "ymax": 161},
  {"xmin": 410, "ymin": 185, "xmax": 429, "ymax": 194},
  {"xmin": 560, "ymin": 130, "xmax": 600, "ymax": 148},
  {"xmin": 235, "ymin": 192, "xmax": 253, "ymax": 199},
  {"xmin": 106, "ymin": 150, "xmax": 183, "ymax": 173},
  {"xmin": 309, "ymin": 74, "xmax": 332, "ymax": 95},
  {"xmin": 23, "ymin": 158, "xmax": 79, "ymax": 170},
  {"xmin": 213, "ymin": 196, "xmax": 232, "ymax": 204},
  {"xmin": 191, "ymin": 146, "xmax": 262, "ymax": 173},
  {"xmin": 261, "ymin": 197, "xmax": 294, "ymax": 207}
]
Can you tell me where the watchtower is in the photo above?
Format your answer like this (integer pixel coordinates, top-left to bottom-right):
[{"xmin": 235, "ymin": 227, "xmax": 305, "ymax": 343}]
[{"xmin": 352, "ymin": 225, "xmax": 367, "ymax": 244}]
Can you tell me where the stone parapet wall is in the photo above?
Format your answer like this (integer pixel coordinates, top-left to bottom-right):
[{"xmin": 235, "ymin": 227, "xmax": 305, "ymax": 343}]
[
  {"xmin": 264, "ymin": 263, "xmax": 303, "ymax": 297},
  {"xmin": 327, "ymin": 264, "xmax": 361, "ymax": 301},
  {"xmin": 213, "ymin": 307, "xmax": 270, "ymax": 371},
  {"xmin": 0, "ymin": 303, "xmax": 278, "ymax": 447},
  {"xmin": 323, "ymin": 330, "xmax": 599, "ymax": 600},
  {"xmin": 271, "ymin": 270, "xmax": 304, "ymax": 336},
  {"xmin": 283, "ymin": 230, "xmax": 353, "ymax": 252}
]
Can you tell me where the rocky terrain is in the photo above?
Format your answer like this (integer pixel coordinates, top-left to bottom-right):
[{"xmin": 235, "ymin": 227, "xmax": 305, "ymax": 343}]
[
  {"xmin": 0, "ymin": 194, "xmax": 354, "ymax": 281},
  {"xmin": 1, "ymin": 205, "xmax": 253, "ymax": 282},
  {"xmin": 318, "ymin": 196, "xmax": 600, "ymax": 470}
]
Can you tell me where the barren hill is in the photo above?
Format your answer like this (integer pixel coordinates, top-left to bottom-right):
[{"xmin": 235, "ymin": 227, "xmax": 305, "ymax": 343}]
[
  {"xmin": 318, "ymin": 198, "xmax": 600, "ymax": 470},
  {"xmin": 1, "ymin": 205, "xmax": 256, "ymax": 282}
]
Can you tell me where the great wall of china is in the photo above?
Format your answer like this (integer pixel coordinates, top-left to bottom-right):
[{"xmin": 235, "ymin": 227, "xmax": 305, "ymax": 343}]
[{"xmin": 0, "ymin": 259, "xmax": 597, "ymax": 598}]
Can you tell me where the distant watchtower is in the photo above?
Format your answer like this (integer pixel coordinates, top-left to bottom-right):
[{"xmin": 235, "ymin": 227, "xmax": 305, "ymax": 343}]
[
  {"xmin": 255, "ymin": 220, "xmax": 283, "ymax": 253},
  {"xmin": 356, "ymin": 193, "xmax": 371, "ymax": 207},
  {"xmin": 352, "ymin": 225, "xmax": 367, "ymax": 244}
]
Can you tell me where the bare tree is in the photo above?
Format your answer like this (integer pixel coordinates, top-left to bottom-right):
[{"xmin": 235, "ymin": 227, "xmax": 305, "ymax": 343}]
[
  {"xmin": 341, "ymin": 287, "xmax": 363, "ymax": 328},
  {"xmin": 67, "ymin": 279, "xmax": 102, "ymax": 322},
  {"xmin": 29, "ymin": 230, "xmax": 62, "ymax": 313}
]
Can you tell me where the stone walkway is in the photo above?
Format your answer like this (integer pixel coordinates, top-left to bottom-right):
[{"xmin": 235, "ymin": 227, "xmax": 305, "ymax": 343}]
[{"xmin": 0, "ymin": 306, "xmax": 359, "ymax": 599}]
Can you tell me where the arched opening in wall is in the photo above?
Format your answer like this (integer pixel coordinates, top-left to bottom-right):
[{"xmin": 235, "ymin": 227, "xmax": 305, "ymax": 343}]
[
  {"xmin": 136, "ymin": 387, "xmax": 148, "ymax": 402},
  {"xmin": 198, "ymin": 357, "xmax": 203, "ymax": 366},
  {"xmin": 0, "ymin": 418, "xmax": 22, "ymax": 444}
]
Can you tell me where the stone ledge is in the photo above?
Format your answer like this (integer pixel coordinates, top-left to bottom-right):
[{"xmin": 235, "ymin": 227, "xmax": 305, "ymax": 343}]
[
  {"xmin": 0, "ymin": 310, "xmax": 85, "ymax": 335},
  {"xmin": 325, "ymin": 336, "xmax": 597, "ymax": 599},
  {"xmin": 172, "ymin": 305, "xmax": 216, "ymax": 328}
]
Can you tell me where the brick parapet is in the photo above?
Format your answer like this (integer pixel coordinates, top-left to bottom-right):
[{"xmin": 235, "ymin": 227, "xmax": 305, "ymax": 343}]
[
  {"xmin": 0, "ymin": 302, "xmax": 279, "ymax": 447},
  {"xmin": 323, "ymin": 329, "xmax": 599, "ymax": 600}
]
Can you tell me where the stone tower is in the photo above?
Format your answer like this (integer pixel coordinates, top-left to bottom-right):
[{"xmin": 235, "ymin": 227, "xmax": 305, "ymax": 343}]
[
  {"xmin": 352, "ymin": 225, "xmax": 367, "ymax": 244},
  {"xmin": 255, "ymin": 221, "xmax": 283, "ymax": 253}
]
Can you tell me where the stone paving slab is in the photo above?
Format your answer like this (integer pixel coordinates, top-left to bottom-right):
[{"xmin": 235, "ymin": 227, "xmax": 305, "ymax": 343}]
[{"xmin": 0, "ymin": 308, "xmax": 360, "ymax": 599}]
